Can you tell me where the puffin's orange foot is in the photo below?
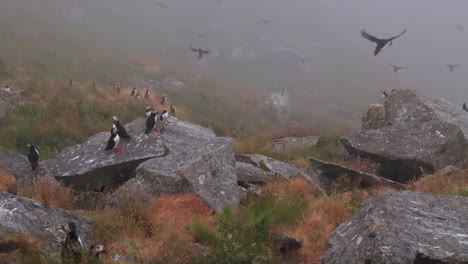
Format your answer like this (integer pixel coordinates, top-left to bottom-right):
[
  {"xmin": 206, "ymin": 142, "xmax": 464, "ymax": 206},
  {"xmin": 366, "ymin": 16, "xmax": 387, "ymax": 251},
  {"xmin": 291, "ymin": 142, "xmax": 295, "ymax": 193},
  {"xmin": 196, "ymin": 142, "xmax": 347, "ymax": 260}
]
[{"xmin": 115, "ymin": 146, "xmax": 122, "ymax": 152}]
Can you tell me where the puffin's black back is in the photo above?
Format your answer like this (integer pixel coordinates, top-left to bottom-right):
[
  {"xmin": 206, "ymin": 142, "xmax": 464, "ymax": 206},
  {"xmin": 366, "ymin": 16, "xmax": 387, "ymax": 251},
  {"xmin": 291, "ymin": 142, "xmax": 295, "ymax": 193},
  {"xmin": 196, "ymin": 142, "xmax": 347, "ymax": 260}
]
[
  {"xmin": 27, "ymin": 145, "xmax": 39, "ymax": 170},
  {"xmin": 145, "ymin": 113, "xmax": 156, "ymax": 134}
]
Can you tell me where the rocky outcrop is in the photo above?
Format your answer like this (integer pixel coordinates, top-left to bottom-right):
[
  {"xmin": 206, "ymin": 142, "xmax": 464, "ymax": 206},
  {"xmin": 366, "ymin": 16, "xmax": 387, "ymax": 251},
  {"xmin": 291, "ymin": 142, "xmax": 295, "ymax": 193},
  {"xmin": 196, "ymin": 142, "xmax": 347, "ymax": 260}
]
[
  {"xmin": 321, "ymin": 191, "xmax": 468, "ymax": 264},
  {"xmin": 273, "ymin": 136, "xmax": 320, "ymax": 151},
  {"xmin": 361, "ymin": 103, "xmax": 385, "ymax": 130},
  {"xmin": 0, "ymin": 191, "xmax": 93, "ymax": 257},
  {"xmin": 341, "ymin": 121, "xmax": 465, "ymax": 183},
  {"xmin": 107, "ymin": 119, "xmax": 238, "ymax": 212},
  {"xmin": 310, "ymin": 158, "xmax": 407, "ymax": 194},
  {"xmin": 363, "ymin": 89, "xmax": 468, "ymax": 139},
  {"xmin": 43, "ymin": 118, "xmax": 167, "ymax": 192},
  {"xmin": 258, "ymin": 90, "xmax": 290, "ymax": 124},
  {"xmin": 0, "ymin": 148, "xmax": 36, "ymax": 193}
]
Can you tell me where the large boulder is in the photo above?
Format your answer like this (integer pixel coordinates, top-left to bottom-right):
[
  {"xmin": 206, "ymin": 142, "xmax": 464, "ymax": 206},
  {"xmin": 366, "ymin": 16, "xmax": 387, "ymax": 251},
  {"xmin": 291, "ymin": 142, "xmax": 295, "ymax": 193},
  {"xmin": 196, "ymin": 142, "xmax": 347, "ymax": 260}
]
[
  {"xmin": 364, "ymin": 89, "xmax": 468, "ymax": 139},
  {"xmin": 0, "ymin": 148, "xmax": 36, "ymax": 194},
  {"xmin": 321, "ymin": 191, "xmax": 468, "ymax": 264},
  {"xmin": 310, "ymin": 158, "xmax": 407, "ymax": 194},
  {"xmin": 107, "ymin": 120, "xmax": 238, "ymax": 212},
  {"xmin": 273, "ymin": 136, "xmax": 320, "ymax": 151},
  {"xmin": 341, "ymin": 121, "xmax": 465, "ymax": 183},
  {"xmin": 0, "ymin": 191, "xmax": 93, "ymax": 258},
  {"xmin": 43, "ymin": 118, "xmax": 167, "ymax": 191},
  {"xmin": 361, "ymin": 103, "xmax": 385, "ymax": 130}
]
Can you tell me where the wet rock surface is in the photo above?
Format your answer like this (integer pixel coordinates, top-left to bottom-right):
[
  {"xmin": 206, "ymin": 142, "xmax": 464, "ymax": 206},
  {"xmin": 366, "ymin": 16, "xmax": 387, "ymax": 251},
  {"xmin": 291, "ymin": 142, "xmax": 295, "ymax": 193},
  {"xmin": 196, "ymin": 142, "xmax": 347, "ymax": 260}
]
[{"xmin": 321, "ymin": 191, "xmax": 468, "ymax": 264}]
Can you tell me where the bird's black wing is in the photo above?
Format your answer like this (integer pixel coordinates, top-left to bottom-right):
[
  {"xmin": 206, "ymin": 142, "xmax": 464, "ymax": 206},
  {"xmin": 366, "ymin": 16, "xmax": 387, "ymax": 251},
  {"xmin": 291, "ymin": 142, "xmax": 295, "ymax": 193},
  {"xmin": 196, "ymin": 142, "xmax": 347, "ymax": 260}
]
[
  {"xmin": 190, "ymin": 46, "xmax": 198, "ymax": 52},
  {"xmin": 361, "ymin": 30, "xmax": 380, "ymax": 43},
  {"xmin": 388, "ymin": 29, "xmax": 407, "ymax": 41}
]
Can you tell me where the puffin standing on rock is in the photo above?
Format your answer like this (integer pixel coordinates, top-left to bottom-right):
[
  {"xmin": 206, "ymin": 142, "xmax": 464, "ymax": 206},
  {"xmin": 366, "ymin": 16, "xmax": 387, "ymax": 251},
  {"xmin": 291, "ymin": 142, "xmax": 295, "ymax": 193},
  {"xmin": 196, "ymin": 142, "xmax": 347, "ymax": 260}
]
[
  {"xmin": 160, "ymin": 108, "xmax": 170, "ymax": 126},
  {"xmin": 145, "ymin": 109, "xmax": 158, "ymax": 134},
  {"xmin": 361, "ymin": 29, "xmax": 407, "ymax": 56},
  {"xmin": 26, "ymin": 143, "xmax": 41, "ymax": 170},
  {"xmin": 105, "ymin": 127, "xmax": 121, "ymax": 152},
  {"xmin": 112, "ymin": 116, "xmax": 131, "ymax": 140},
  {"xmin": 61, "ymin": 222, "xmax": 83, "ymax": 264}
]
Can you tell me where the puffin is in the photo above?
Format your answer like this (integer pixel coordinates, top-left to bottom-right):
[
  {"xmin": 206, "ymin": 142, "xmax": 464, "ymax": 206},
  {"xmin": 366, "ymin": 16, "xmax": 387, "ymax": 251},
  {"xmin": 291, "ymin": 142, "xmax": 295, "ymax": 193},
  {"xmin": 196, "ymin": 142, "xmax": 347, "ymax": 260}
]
[
  {"xmin": 299, "ymin": 58, "xmax": 311, "ymax": 64},
  {"xmin": 144, "ymin": 89, "xmax": 150, "ymax": 99},
  {"xmin": 160, "ymin": 94, "xmax": 168, "ymax": 105},
  {"xmin": 89, "ymin": 244, "xmax": 106, "ymax": 259},
  {"xmin": 190, "ymin": 46, "xmax": 210, "ymax": 59},
  {"xmin": 160, "ymin": 108, "xmax": 170, "ymax": 126},
  {"xmin": 389, "ymin": 64, "xmax": 406, "ymax": 73},
  {"xmin": 131, "ymin": 87, "xmax": 138, "ymax": 97},
  {"xmin": 145, "ymin": 106, "xmax": 152, "ymax": 117},
  {"xmin": 105, "ymin": 127, "xmax": 121, "ymax": 152},
  {"xmin": 145, "ymin": 109, "xmax": 157, "ymax": 134},
  {"xmin": 116, "ymin": 83, "xmax": 121, "ymax": 93},
  {"xmin": 170, "ymin": 104, "xmax": 176, "ymax": 117},
  {"xmin": 463, "ymin": 102, "xmax": 468, "ymax": 112},
  {"xmin": 69, "ymin": 79, "xmax": 75, "ymax": 86},
  {"xmin": 61, "ymin": 222, "xmax": 83, "ymax": 264},
  {"xmin": 381, "ymin": 90, "xmax": 389, "ymax": 98},
  {"xmin": 446, "ymin": 64, "xmax": 460, "ymax": 72},
  {"xmin": 26, "ymin": 143, "xmax": 40, "ymax": 170},
  {"xmin": 361, "ymin": 29, "xmax": 407, "ymax": 56},
  {"xmin": 112, "ymin": 116, "xmax": 131, "ymax": 140}
]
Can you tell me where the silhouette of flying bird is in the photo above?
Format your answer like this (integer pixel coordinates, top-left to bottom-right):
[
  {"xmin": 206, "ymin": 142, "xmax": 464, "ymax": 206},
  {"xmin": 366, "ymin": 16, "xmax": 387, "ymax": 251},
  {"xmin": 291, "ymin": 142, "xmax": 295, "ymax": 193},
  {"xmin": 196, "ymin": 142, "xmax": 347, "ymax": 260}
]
[
  {"xmin": 190, "ymin": 46, "xmax": 210, "ymax": 59},
  {"xmin": 463, "ymin": 102, "xmax": 468, "ymax": 112},
  {"xmin": 155, "ymin": 2, "xmax": 167, "ymax": 8},
  {"xmin": 361, "ymin": 29, "xmax": 407, "ymax": 56},
  {"xmin": 446, "ymin": 64, "xmax": 460, "ymax": 72},
  {"xmin": 299, "ymin": 58, "xmax": 311, "ymax": 64},
  {"xmin": 389, "ymin": 64, "xmax": 406, "ymax": 73},
  {"xmin": 456, "ymin": 25, "xmax": 464, "ymax": 32}
]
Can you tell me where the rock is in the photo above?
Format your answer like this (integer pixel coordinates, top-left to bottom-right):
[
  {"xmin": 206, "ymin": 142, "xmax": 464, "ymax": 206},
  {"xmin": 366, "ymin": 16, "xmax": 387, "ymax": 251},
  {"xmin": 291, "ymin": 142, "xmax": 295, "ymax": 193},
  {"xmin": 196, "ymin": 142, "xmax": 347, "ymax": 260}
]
[
  {"xmin": 273, "ymin": 136, "xmax": 320, "ymax": 151},
  {"xmin": 162, "ymin": 77, "xmax": 186, "ymax": 92},
  {"xmin": 321, "ymin": 191, "xmax": 468, "ymax": 264},
  {"xmin": 107, "ymin": 120, "xmax": 238, "ymax": 212},
  {"xmin": 0, "ymin": 99, "xmax": 7, "ymax": 120},
  {"xmin": 369, "ymin": 89, "xmax": 468, "ymax": 140},
  {"xmin": 361, "ymin": 103, "xmax": 385, "ymax": 130},
  {"xmin": 43, "ymin": 118, "xmax": 167, "ymax": 192},
  {"xmin": 310, "ymin": 158, "xmax": 407, "ymax": 194},
  {"xmin": 0, "ymin": 191, "xmax": 93, "ymax": 258},
  {"xmin": 341, "ymin": 120, "xmax": 465, "ymax": 183},
  {"xmin": 258, "ymin": 90, "xmax": 290, "ymax": 124},
  {"xmin": 0, "ymin": 148, "xmax": 35, "ymax": 194},
  {"xmin": 235, "ymin": 154, "xmax": 301, "ymax": 179}
]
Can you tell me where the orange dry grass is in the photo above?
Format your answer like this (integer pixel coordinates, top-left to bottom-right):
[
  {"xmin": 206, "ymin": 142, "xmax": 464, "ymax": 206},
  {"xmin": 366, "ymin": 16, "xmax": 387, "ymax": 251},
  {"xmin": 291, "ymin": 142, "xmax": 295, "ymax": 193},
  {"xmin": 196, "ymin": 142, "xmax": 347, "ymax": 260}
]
[
  {"xmin": 263, "ymin": 177, "xmax": 322, "ymax": 200},
  {"xmin": 0, "ymin": 170, "xmax": 16, "ymax": 193},
  {"xmin": 29, "ymin": 177, "xmax": 75, "ymax": 210},
  {"xmin": 410, "ymin": 169, "xmax": 468, "ymax": 196},
  {"xmin": 96, "ymin": 194, "xmax": 215, "ymax": 263}
]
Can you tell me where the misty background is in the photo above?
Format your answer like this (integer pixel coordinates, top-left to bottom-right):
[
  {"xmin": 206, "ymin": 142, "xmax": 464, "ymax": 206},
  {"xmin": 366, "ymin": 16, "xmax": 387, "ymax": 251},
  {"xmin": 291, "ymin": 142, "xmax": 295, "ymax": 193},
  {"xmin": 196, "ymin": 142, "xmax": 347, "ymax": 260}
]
[{"xmin": 2, "ymin": 0, "xmax": 468, "ymax": 132}]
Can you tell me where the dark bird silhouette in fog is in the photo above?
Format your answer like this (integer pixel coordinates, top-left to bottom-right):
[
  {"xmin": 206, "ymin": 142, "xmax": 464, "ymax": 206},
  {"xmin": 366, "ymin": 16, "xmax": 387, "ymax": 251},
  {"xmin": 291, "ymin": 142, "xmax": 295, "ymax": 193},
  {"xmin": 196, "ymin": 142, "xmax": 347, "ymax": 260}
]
[
  {"xmin": 155, "ymin": 2, "xmax": 167, "ymax": 8},
  {"xmin": 456, "ymin": 25, "xmax": 464, "ymax": 32},
  {"xmin": 361, "ymin": 29, "xmax": 407, "ymax": 56},
  {"xmin": 190, "ymin": 46, "xmax": 210, "ymax": 59},
  {"xmin": 389, "ymin": 64, "xmax": 406, "ymax": 73},
  {"xmin": 257, "ymin": 19, "xmax": 270, "ymax": 25},
  {"xmin": 299, "ymin": 58, "xmax": 311, "ymax": 64},
  {"xmin": 446, "ymin": 64, "xmax": 460, "ymax": 72},
  {"xmin": 463, "ymin": 102, "xmax": 468, "ymax": 112}
]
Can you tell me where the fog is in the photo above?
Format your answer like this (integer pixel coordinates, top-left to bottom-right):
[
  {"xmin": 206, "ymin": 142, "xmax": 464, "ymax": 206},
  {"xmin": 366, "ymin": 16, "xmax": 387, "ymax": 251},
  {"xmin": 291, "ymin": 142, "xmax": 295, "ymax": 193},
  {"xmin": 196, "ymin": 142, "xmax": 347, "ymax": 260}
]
[{"xmin": 3, "ymin": 0, "xmax": 468, "ymax": 129}]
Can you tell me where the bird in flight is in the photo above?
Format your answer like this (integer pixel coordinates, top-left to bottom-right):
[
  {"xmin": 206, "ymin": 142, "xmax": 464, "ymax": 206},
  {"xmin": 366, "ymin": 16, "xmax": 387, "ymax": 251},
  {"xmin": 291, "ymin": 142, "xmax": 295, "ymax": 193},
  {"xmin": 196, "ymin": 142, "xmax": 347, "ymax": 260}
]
[
  {"xmin": 361, "ymin": 29, "xmax": 407, "ymax": 56},
  {"xmin": 190, "ymin": 46, "xmax": 210, "ymax": 59},
  {"xmin": 456, "ymin": 25, "xmax": 464, "ymax": 32},
  {"xmin": 389, "ymin": 64, "xmax": 406, "ymax": 73},
  {"xmin": 446, "ymin": 64, "xmax": 460, "ymax": 72}
]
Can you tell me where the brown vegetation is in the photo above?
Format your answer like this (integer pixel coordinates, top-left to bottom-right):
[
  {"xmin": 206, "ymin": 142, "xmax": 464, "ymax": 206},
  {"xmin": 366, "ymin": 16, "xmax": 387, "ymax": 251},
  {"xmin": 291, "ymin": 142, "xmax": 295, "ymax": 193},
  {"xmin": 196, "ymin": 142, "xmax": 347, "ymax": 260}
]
[{"xmin": 0, "ymin": 170, "xmax": 16, "ymax": 194}]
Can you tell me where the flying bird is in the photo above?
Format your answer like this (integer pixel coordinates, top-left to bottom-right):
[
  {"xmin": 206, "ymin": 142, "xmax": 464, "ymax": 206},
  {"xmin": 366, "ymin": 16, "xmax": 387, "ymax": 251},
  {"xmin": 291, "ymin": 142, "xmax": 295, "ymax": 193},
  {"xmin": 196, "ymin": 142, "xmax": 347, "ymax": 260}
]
[
  {"xmin": 299, "ymin": 58, "xmax": 312, "ymax": 64},
  {"xmin": 361, "ymin": 29, "xmax": 407, "ymax": 56},
  {"xmin": 257, "ymin": 19, "xmax": 270, "ymax": 25},
  {"xmin": 155, "ymin": 2, "xmax": 167, "ymax": 8},
  {"xmin": 190, "ymin": 46, "xmax": 210, "ymax": 59},
  {"xmin": 26, "ymin": 143, "xmax": 40, "ymax": 170},
  {"xmin": 446, "ymin": 64, "xmax": 460, "ymax": 72},
  {"xmin": 389, "ymin": 64, "xmax": 406, "ymax": 73},
  {"xmin": 456, "ymin": 24, "xmax": 464, "ymax": 32},
  {"xmin": 463, "ymin": 102, "xmax": 468, "ymax": 112}
]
